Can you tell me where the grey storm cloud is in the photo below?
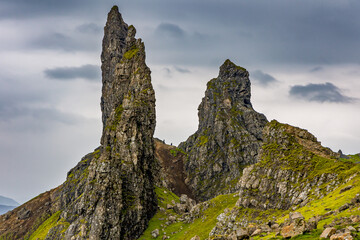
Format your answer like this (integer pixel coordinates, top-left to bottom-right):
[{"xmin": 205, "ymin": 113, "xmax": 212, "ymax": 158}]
[
  {"xmin": 44, "ymin": 65, "xmax": 101, "ymax": 81},
  {"xmin": 29, "ymin": 32, "xmax": 101, "ymax": 52},
  {"xmin": 251, "ymin": 70, "xmax": 278, "ymax": 86},
  {"xmin": 289, "ymin": 82, "xmax": 355, "ymax": 103},
  {"xmin": 174, "ymin": 66, "xmax": 191, "ymax": 73},
  {"xmin": 309, "ymin": 66, "xmax": 323, "ymax": 72},
  {"xmin": 155, "ymin": 23, "xmax": 186, "ymax": 38},
  {"xmin": 2, "ymin": 0, "xmax": 360, "ymax": 65},
  {"xmin": 76, "ymin": 23, "xmax": 102, "ymax": 34}
]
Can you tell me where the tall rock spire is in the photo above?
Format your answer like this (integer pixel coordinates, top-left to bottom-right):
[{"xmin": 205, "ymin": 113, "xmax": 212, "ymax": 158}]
[
  {"xmin": 180, "ymin": 59, "xmax": 268, "ymax": 201},
  {"xmin": 42, "ymin": 6, "xmax": 157, "ymax": 239}
]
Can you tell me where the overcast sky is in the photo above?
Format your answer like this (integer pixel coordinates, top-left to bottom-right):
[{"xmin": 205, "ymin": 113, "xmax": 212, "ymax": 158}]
[{"xmin": 1, "ymin": 0, "xmax": 359, "ymax": 204}]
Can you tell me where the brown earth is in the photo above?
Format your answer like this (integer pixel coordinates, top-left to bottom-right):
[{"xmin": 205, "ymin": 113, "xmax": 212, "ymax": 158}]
[
  {"xmin": 0, "ymin": 186, "xmax": 60, "ymax": 239},
  {"xmin": 154, "ymin": 139, "xmax": 194, "ymax": 200}
]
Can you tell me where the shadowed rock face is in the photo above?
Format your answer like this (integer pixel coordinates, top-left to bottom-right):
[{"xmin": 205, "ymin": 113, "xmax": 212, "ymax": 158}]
[
  {"xmin": 180, "ymin": 59, "xmax": 268, "ymax": 201},
  {"xmin": 45, "ymin": 6, "xmax": 157, "ymax": 240}
]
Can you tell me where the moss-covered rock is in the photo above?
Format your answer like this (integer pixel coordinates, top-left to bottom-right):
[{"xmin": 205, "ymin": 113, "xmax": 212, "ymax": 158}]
[{"xmin": 179, "ymin": 59, "xmax": 268, "ymax": 201}]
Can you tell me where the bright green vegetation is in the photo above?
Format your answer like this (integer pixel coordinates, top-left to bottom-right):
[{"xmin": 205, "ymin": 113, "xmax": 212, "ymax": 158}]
[
  {"xmin": 123, "ymin": 45, "xmax": 139, "ymax": 59},
  {"xmin": 197, "ymin": 135, "xmax": 209, "ymax": 147},
  {"xmin": 28, "ymin": 211, "xmax": 62, "ymax": 240},
  {"xmin": 155, "ymin": 187, "xmax": 180, "ymax": 209},
  {"xmin": 169, "ymin": 148, "xmax": 186, "ymax": 157},
  {"xmin": 140, "ymin": 187, "xmax": 238, "ymax": 240},
  {"xmin": 107, "ymin": 104, "xmax": 124, "ymax": 131}
]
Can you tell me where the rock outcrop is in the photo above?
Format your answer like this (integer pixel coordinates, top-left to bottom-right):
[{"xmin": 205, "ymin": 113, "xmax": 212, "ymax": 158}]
[
  {"xmin": 236, "ymin": 120, "xmax": 341, "ymax": 210},
  {"xmin": 179, "ymin": 59, "xmax": 268, "ymax": 201},
  {"xmin": 49, "ymin": 7, "xmax": 157, "ymax": 239}
]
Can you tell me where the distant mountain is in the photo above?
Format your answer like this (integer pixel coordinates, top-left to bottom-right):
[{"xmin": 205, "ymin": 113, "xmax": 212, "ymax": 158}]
[
  {"xmin": 0, "ymin": 195, "xmax": 19, "ymax": 215},
  {"xmin": 0, "ymin": 195, "xmax": 19, "ymax": 207},
  {"xmin": 0, "ymin": 205, "xmax": 17, "ymax": 215}
]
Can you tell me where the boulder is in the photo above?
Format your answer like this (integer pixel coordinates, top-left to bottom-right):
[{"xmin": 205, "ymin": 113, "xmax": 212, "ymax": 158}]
[
  {"xmin": 280, "ymin": 212, "xmax": 306, "ymax": 238},
  {"xmin": 251, "ymin": 229, "xmax": 262, "ymax": 236},
  {"xmin": 235, "ymin": 228, "xmax": 249, "ymax": 239},
  {"xmin": 330, "ymin": 232, "xmax": 353, "ymax": 240},
  {"xmin": 17, "ymin": 208, "xmax": 31, "ymax": 220},
  {"xmin": 151, "ymin": 229, "xmax": 160, "ymax": 238},
  {"xmin": 320, "ymin": 227, "xmax": 337, "ymax": 238},
  {"xmin": 190, "ymin": 235, "xmax": 200, "ymax": 240}
]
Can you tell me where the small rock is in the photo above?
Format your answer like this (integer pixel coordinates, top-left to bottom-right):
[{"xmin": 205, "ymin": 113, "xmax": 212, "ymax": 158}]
[
  {"xmin": 173, "ymin": 203, "xmax": 187, "ymax": 214},
  {"xmin": 166, "ymin": 204, "xmax": 173, "ymax": 209},
  {"xmin": 190, "ymin": 235, "xmax": 200, "ymax": 240},
  {"xmin": 339, "ymin": 203, "xmax": 350, "ymax": 212},
  {"xmin": 236, "ymin": 228, "xmax": 249, "ymax": 239},
  {"xmin": 351, "ymin": 215, "xmax": 360, "ymax": 223},
  {"xmin": 340, "ymin": 185, "xmax": 353, "ymax": 193},
  {"xmin": 289, "ymin": 212, "xmax": 304, "ymax": 220},
  {"xmin": 17, "ymin": 207, "xmax": 31, "ymax": 220},
  {"xmin": 320, "ymin": 227, "xmax": 337, "ymax": 238},
  {"xmin": 151, "ymin": 229, "xmax": 159, "ymax": 238},
  {"xmin": 251, "ymin": 229, "xmax": 262, "ymax": 236},
  {"xmin": 347, "ymin": 226, "xmax": 357, "ymax": 232},
  {"xmin": 180, "ymin": 194, "xmax": 189, "ymax": 204},
  {"xmin": 168, "ymin": 215, "xmax": 176, "ymax": 222},
  {"xmin": 330, "ymin": 232, "xmax": 353, "ymax": 240}
]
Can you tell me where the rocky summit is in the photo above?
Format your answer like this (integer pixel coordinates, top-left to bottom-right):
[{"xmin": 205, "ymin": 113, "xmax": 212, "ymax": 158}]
[
  {"xmin": 1, "ymin": 5, "xmax": 360, "ymax": 240},
  {"xmin": 51, "ymin": 7, "xmax": 157, "ymax": 239},
  {"xmin": 179, "ymin": 59, "xmax": 268, "ymax": 201}
]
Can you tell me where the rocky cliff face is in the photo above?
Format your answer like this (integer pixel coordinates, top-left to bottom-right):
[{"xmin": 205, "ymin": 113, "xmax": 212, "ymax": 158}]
[
  {"xmin": 236, "ymin": 120, "xmax": 341, "ymax": 210},
  {"xmin": 24, "ymin": 6, "xmax": 157, "ymax": 240},
  {"xmin": 53, "ymin": 7, "xmax": 156, "ymax": 239},
  {"xmin": 179, "ymin": 59, "xmax": 268, "ymax": 201}
]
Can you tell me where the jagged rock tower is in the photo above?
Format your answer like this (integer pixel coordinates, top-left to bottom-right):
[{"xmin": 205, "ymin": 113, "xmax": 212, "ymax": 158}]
[
  {"xmin": 180, "ymin": 60, "xmax": 268, "ymax": 201},
  {"xmin": 46, "ymin": 6, "xmax": 157, "ymax": 239}
]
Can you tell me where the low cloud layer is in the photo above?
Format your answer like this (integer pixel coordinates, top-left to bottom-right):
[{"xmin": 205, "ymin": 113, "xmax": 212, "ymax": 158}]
[
  {"xmin": 251, "ymin": 70, "xmax": 278, "ymax": 87},
  {"xmin": 44, "ymin": 65, "xmax": 100, "ymax": 81},
  {"xmin": 289, "ymin": 82, "xmax": 355, "ymax": 103}
]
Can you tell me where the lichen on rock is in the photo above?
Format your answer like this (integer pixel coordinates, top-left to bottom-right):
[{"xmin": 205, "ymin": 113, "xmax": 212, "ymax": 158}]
[
  {"xmin": 179, "ymin": 59, "xmax": 268, "ymax": 201},
  {"xmin": 45, "ymin": 6, "xmax": 157, "ymax": 240}
]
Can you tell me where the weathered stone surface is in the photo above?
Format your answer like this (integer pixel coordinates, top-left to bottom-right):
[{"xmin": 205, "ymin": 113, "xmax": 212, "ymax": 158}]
[
  {"xmin": 235, "ymin": 228, "xmax": 249, "ymax": 239},
  {"xmin": 43, "ymin": 6, "xmax": 157, "ymax": 240},
  {"xmin": 236, "ymin": 120, "xmax": 340, "ymax": 210},
  {"xmin": 320, "ymin": 227, "xmax": 337, "ymax": 238},
  {"xmin": 330, "ymin": 232, "xmax": 353, "ymax": 240},
  {"xmin": 347, "ymin": 226, "xmax": 357, "ymax": 232},
  {"xmin": 190, "ymin": 235, "xmax": 200, "ymax": 240},
  {"xmin": 280, "ymin": 212, "xmax": 307, "ymax": 238},
  {"xmin": 180, "ymin": 59, "xmax": 268, "ymax": 201},
  {"xmin": 16, "ymin": 207, "xmax": 31, "ymax": 220},
  {"xmin": 251, "ymin": 228, "xmax": 262, "ymax": 236},
  {"xmin": 151, "ymin": 229, "xmax": 160, "ymax": 238}
]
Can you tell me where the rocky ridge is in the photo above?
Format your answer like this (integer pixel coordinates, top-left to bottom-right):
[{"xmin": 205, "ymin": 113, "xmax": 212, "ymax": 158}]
[
  {"xmin": 236, "ymin": 120, "xmax": 341, "ymax": 210},
  {"xmin": 179, "ymin": 59, "xmax": 268, "ymax": 201}
]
